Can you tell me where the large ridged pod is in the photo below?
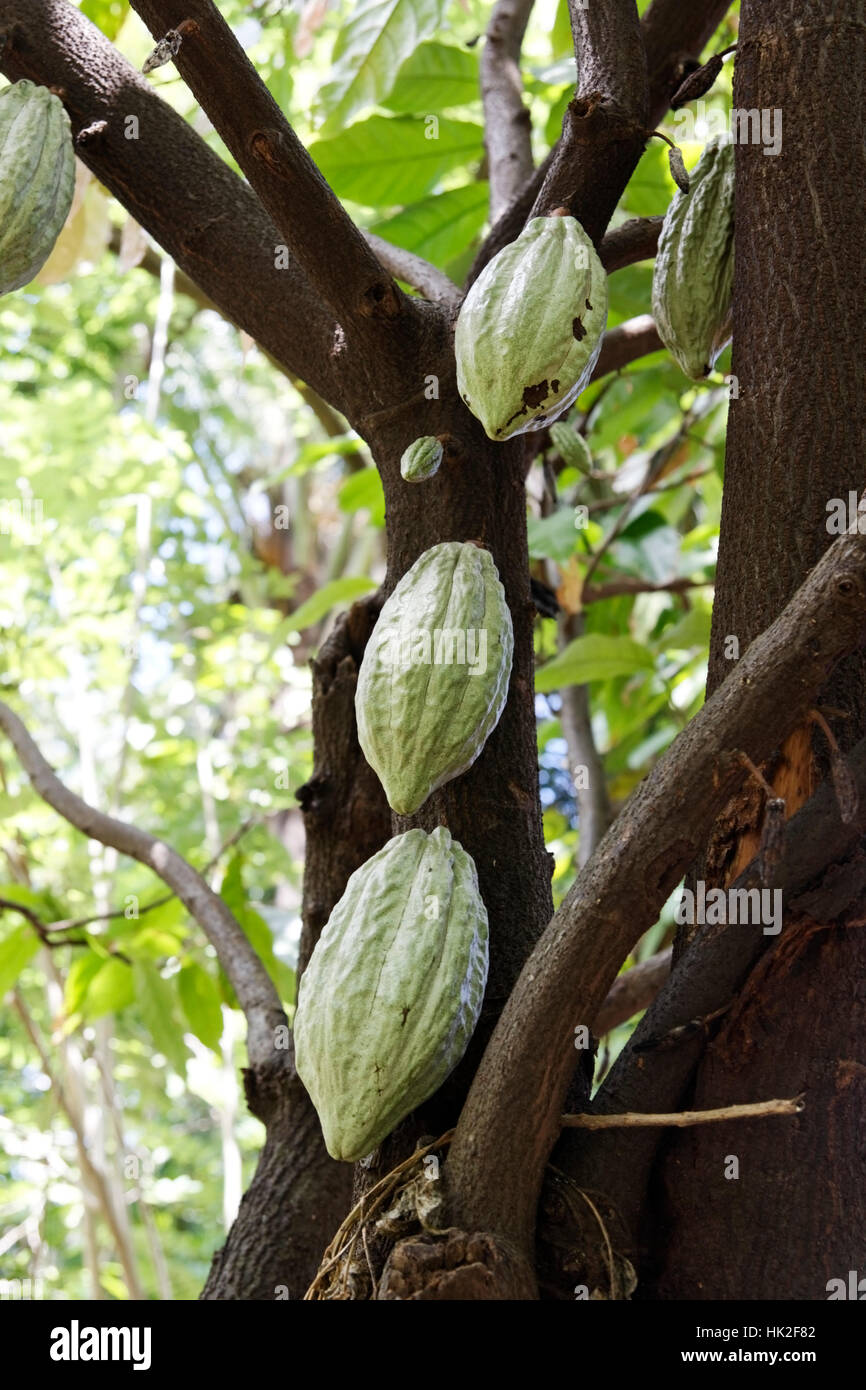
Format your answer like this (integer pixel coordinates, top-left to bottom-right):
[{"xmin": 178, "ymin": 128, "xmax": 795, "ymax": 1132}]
[
  {"xmin": 355, "ymin": 541, "xmax": 513, "ymax": 814},
  {"xmin": 294, "ymin": 827, "xmax": 489, "ymax": 1161},
  {"xmin": 454, "ymin": 212, "xmax": 608, "ymax": 440},
  {"xmin": 0, "ymin": 81, "xmax": 75, "ymax": 296},
  {"xmin": 651, "ymin": 135, "xmax": 735, "ymax": 379}
]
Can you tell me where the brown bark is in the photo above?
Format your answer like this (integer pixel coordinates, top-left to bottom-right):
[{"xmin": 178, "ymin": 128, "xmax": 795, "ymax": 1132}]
[{"xmin": 651, "ymin": 0, "xmax": 866, "ymax": 1299}]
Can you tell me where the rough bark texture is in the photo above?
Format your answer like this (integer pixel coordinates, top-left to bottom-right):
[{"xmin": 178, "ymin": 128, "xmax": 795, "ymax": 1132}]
[{"xmin": 650, "ymin": 0, "xmax": 866, "ymax": 1300}]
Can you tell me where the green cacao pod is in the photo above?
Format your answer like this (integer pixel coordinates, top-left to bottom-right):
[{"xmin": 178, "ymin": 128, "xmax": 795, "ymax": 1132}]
[
  {"xmin": 651, "ymin": 135, "xmax": 735, "ymax": 380},
  {"xmin": 355, "ymin": 541, "xmax": 513, "ymax": 814},
  {"xmin": 455, "ymin": 212, "xmax": 608, "ymax": 440},
  {"xmin": 294, "ymin": 827, "xmax": 489, "ymax": 1161},
  {"xmin": 549, "ymin": 421, "xmax": 593, "ymax": 475},
  {"xmin": 400, "ymin": 435, "xmax": 443, "ymax": 483},
  {"xmin": 0, "ymin": 81, "xmax": 75, "ymax": 296}
]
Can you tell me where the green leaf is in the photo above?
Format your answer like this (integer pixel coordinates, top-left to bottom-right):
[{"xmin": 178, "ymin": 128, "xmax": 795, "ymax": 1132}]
[
  {"xmin": 383, "ymin": 40, "xmax": 480, "ymax": 113},
  {"xmin": 338, "ymin": 467, "xmax": 385, "ymax": 526},
  {"xmin": 80, "ymin": 957, "xmax": 135, "ymax": 1019},
  {"xmin": 372, "ymin": 183, "xmax": 489, "ymax": 270},
  {"xmin": 0, "ymin": 924, "xmax": 40, "ymax": 998},
  {"xmin": 220, "ymin": 856, "xmax": 296, "ymax": 1010},
  {"xmin": 318, "ymin": 0, "xmax": 450, "ymax": 133},
  {"xmin": 284, "ymin": 576, "xmax": 377, "ymax": 635},
  {"xmin": 535, "ymin": 634, "xmax": 654, "ymax": 693},
  {"xmin": 656, "ymin": 606, "xmax": 712, "ymax": 652},
  {"xmin": 310, "ymin": 116, "xmax": 483, "ymax": 207},
  {"xmin": 527, "ymin": 509, "xmax": 582, "ymax": 563},
  {"xmin": 64, "ymin": 951, "xmax": 105, "ymax": 1017},
  {"xmin": 178, "ymin": 962, "xmax": 223, "ymax": 1055},
  {"xmin": 134, "ymin": 963, "xmax": 188, "ymax": 1074}
]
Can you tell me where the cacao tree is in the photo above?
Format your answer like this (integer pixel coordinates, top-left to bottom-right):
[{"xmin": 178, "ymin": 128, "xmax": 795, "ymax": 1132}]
[{"xmin": 1, "ymin": 0, "xmax": 864, "ymax": 1307}]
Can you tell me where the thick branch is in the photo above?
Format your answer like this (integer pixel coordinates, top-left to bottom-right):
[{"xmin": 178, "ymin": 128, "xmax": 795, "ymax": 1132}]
[
  {"xmin": 469, "ymin": 0, "xmax": 731, "ymax": 274},
  {"xmin": 130, "ymin": 0, "xmax": 404, "ymax": 332},
  {"xmin": 481, "ymin": 0, "xmax": 535, "ymax": 224},
  {"xmin": 642, "ymin": 0, "xmax": 734, "ymax": 128},
  {"xmin": 0, "ymin": 700, "xmax": 285, "ymax": 1073},
  {"xmin": 599, "ymin": 216, "xmax": 662, "ymax": 273},
  {"xmin": 561, "ymin": 732, "xmax": 866, "ymax": 1244},
  {"xmin": 445, "ymin": 522, "xmax": 866, "ymax": 1256},
  {"xmin": 0, "ymin": 0, "xmax": 345, "ymax": 407},
  {"xmin": 590, "ymin": 315, "xmax": 662, "ymax": 381},
  {"xmin": 529, "ymin": 0, "xmax": 649, "ymax": 240}
]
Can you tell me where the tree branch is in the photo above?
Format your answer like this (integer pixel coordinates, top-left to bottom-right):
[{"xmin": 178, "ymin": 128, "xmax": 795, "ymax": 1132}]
[
  {"xmin": 0, "ymin": 700, "xmax": 285, "ymax": 1074},
  {"xmin": 481, "ymin": 0, "xmax": 536, "ymax": 224},
  {"xmin": 0, "ymin": 0, "xmax": 353, "ymax": 407},
  {"xmin": 445, "ymin": 520, "xmax": 866, "ymax": 1259},
  {"xmin": 363, "ymin": 233, "xmax": 461, "ymax": 307},
  {"xmin": 599, "ymin": 216, "xmax": 662, "ymax": 273},
  {"xmin": 551, "ymin": 729, "xmax": 866, "ymax": 1255},
  {"xmin": 642, "ymin": 0, "xmax": 735, "ymax": 128},
  {"xmin": 130, "ymin": 1, "xmax": 404, "ymax": 332},
  {"xmin": 557, "ymin": 612, "xmax": 612, "ymax": 868},
  {"xmin": 529, "ymin": 0, "xmax": 649, "ymax": 241},
  {"xmin": 468, "ymin": 0, "xmax": 732, "ymax": 276},
  {"xmin": 589, "ymin": 314, "xmax": 662, "ymax": 382},
  {"xmin": 593, "ymin": 947, "xmax": 672, "ymax": 1036}
]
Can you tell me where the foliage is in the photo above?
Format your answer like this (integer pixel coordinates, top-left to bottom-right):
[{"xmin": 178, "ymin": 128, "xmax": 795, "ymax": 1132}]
[{"xmin": 1, "ymin": 0, "xmax": 739, "ymax": 1297}]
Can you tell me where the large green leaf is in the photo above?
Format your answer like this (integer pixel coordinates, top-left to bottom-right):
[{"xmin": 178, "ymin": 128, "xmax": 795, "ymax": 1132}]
[
  {"xmin": 318, "ymin": 0, "xmax": 450, "ymax": 133},
  {"xmin": 383, "ymin": 40, "xmax": 480, "ymax": 113},
  {"xmin": 284, "ymin": 576, "xmax": 377, "ymax": 634},
  {"xmin": 535, "ymin": 634, "xmax": 654, "ymax": 693},
  {"xmin": 372, "ymin": 183, "xmax": 489, "ymax": 270},
  {"xmin": 178, "ymin": 962, "xmax": 223, "ymax": 1056},
  {"xmin": 220, "ymin": 856, "xmax": 296, "ymax": 1010},
  {"xmin": 0, "ymin": 924, "xmax": 40, "ymax": 998},
  {"xmin": 80, "ymin": 957, "xmax": 135, "ymax": 1019},
  {"xmin": 310, "ymin": 116, "xmax": 484, "ymax": 207},
  {"xmin": 134, "ymin": 963, "xmax": 189, "ymax": 1074}
]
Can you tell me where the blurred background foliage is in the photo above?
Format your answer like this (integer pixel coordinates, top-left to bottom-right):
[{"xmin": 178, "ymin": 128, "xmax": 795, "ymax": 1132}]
[{"xmin": 0, "ymin": 0, "xmax": 738, "ymax": 1298}]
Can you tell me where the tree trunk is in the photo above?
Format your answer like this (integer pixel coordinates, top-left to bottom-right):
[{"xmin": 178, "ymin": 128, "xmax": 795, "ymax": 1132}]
[{"xmin": 647, "ymin": 0, "xmax": 866, "ymax": 1299}]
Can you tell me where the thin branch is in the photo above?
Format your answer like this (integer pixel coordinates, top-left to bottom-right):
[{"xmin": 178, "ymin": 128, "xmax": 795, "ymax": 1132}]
[
  {"xmin": 0, "ymin": 701, "xmax": 285, "ymax": 1073},
  {"xmin": 130, "ymin": 1, "xmax": 403, "ymax": 332},
  {"xmin": 363, "ymin": 233, "xmax": 461, "ymax": 307},
  {"xmin": 446, "ymin": 519, "xmax": 866, "ymax": 1253},
  {"xmin": 594, "ymin": 947, "xmax": 672, "ymax": 1035},
  {"xmin": 12, "ymin": 990, "xmax": 144, "ymax": 1297},
  {"xmin": 557, "ymin": 612, "xmax": 612, "ymax": 867},
  {"xmin": 0, "ymin": 1, "xmax": 346, "ymax": 409},
  {"xmin": 583, "ymin": 576, "xmax": 707, "ymax": 604},
  {"xmin": 561, "ymin": 1095, "xmax": 804, "ymax": 1129},
  {"xmin": 481, "ymin": 0, "xmax": 536, "ymax": 223},
  {"xmin": 46, "ymin": 818, "xmax": 259, "ymax": 934}
]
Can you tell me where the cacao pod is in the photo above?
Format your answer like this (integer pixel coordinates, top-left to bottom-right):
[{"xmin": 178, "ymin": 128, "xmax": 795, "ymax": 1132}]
[
  {"xmin": 454, "ymin": 212, "xmax": 608, "ymax": 440},
  {"xmin": 549, "ymin": 421, "xmax": 593, "ymax": 475},
  {"xmin": 651, "ymin": 135, "xmax": 735, "ymax": 380},
  {"xmin": 400, "ymin": 435, "xmax": 443, "ymax": 483},
  {"xmin": 355, "ymin": 541, "xmax": 513, "ymax": 814},
  {"xmin": 0, "ymin": 81, "xmax": 75, "ymax": 296},
  {"xmin": 294, "ymin": 827, "xmax": 489, "ymax": 1161}
]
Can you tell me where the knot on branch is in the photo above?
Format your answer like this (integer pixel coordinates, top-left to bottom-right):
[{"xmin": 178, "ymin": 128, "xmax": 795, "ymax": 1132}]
[
  {"xmin": 359, "ymin": 277, "xmax": 401, "ymax": 321},
  {"xmin": 564, "ymin": 96, "xmax": 647, "ymax": 147}
]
